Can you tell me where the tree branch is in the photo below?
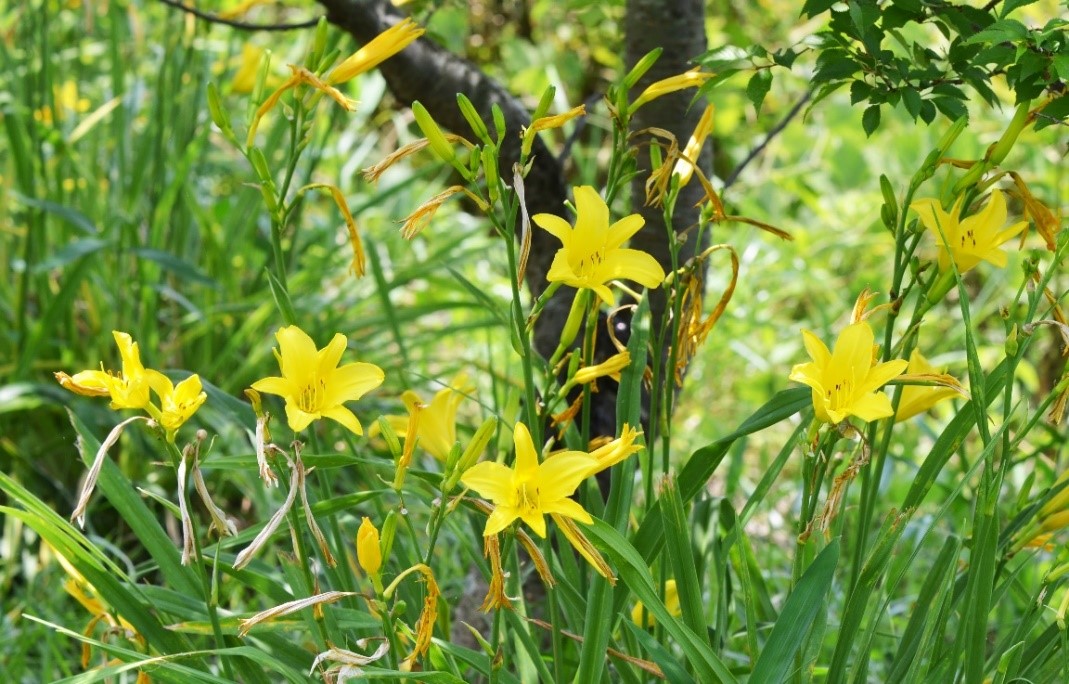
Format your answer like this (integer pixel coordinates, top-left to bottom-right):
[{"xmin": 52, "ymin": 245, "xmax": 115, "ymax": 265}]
[
  {"xmin": 156, "ymin": 0, "xmax": 321, "ymax": 31},
  {"xmin": 723, "ymin": 87, "xmax": 812, "ymax": 190}
]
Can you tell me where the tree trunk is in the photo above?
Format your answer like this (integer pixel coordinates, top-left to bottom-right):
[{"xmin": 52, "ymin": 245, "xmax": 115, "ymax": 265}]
[
  {"xmin": 318, "ymin": 0, "xmax": 708, "ymax": 437},
  {"xmin": 625, "ymin": 0, "xmax": 710, "ymax": 333}
]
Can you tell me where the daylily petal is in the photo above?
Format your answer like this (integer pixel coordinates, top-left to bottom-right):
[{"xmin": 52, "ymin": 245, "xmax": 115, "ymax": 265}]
[
  {"xmin": 275, "ymin": 326, "xmax": 318, "ymax": 380},
  {"xmin": 573, "ymin": 186, "xmax": 609, "ymax": 244},
  {"xmin": 285, "ymin": 403, "xmax": 318, "ymax": 433},
  {"xmin": 532, "ymin": 213, "xmax": 574, "ymax": 243},
  {"xmin": 540, "ymin": 497, "xmax": 593, "ymax": 525},
  {"xmin": 911, "ymin": 198, "xmax": 949, "ymax": 233},
  {"xmin": 484, "ymin": 506, "xmax": 518, "ymax": 537},
  {"xmin": 591, "ymin": 284, "xmax": 617, "ymax": 306},
  {"xmin": 538, "ymin": 453, "xmax": 599, "ymax": 502},
  {"xmin": 512, "ymin": 423, "xmax": 540, "ymax": 475},
  {"xmin": 975, "ymin": 188, "xmax": 1007, "ymax": 230},
  {"xmin": 846, "ymin": 391, "xmax": 895, "ymax": 422},
  {"xmin": 519, "ymin": 509, "xmax": 547, "ymax": 538},
  {"xmin": 599, "ymin": 248, "xmax": 666, "ymax": 289},
  {"xmin": 57, "ymin": 370, "xmax": 111, "ymax": 396},
  {"xmin": 546, "ymin": 251, "xmax": 579, "ymax": 286},
  {"xmin": 250, "ymin": 376, "xmax": 293, "ymax": 397},
  {"xmin": 605, "ymin": 214, "xmax": 645, "ymax": 251},
  {"xmin": 788, "ymin": 361, "xmax": 824, "ymax": 389},
  {"xmin": 854, "ymin": 359, "xmax": 908, "ymax": 396},
  {"xmin": 146, "ymin": 369, "xmax": 174, "ymax": 397},
  {"xmin": 322, "ymin": 362, "xmax": 385, "ymax": 405},
  {"xmin": 801, "ymin": 330, "xmax": 832, "ymax": 367},
  {"xmin": 317, "ymin": 333, "xmax": 348, "ymax": 377},
  {"xmin": 811, "ymin": 391, "xmax": 834, "ymax": 423},
  {"xmin": 321, "ymin": 405, "xmax": 364, "ymax": 435},
  {"xmin": 830, "ymin": 322, "xmax": 874, "ymax": 377},
  {"xmin": 461, "ymin": 462, "xmax": 516, "ymax": 502}
]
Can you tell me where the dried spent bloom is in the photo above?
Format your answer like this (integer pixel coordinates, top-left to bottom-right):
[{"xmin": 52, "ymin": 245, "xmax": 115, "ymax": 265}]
[
  {"xmin": 533, "ymin": 186, "xmax": 665, "ymax": 306},
  {"xmin": 911, "ymin": 190, "xmax": 1028, "ymax": 273},
  {"xmin": 789, "ymin": 321, "xmax": 908, "ymax": 424},
  {"xmin": 250, "ymin": 326, "xmax": 384, "ymax": 435}
]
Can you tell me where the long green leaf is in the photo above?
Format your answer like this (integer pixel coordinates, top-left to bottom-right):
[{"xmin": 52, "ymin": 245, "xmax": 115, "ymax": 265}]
[
  {"xmin": 750, "ymin": 539, "xmax": 839, "ymax": 683},
  {"xmin": 587, "ymin": 518, "xmax": 737, "ymax": 683}
]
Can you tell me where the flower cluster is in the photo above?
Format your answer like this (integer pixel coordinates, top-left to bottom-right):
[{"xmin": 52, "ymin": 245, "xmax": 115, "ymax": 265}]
[{"xmin": 56, "ymin": 330, "xmax": 206, "ymax": 441}]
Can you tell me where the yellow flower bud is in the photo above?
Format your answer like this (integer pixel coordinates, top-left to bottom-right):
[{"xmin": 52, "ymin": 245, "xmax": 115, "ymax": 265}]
[{"xmin": 357, "ymin": 517, "xmax": 382, "ymax": 578}]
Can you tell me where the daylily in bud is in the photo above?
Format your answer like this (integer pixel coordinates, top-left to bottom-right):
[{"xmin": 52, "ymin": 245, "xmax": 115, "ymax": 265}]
[
  {"xmin": 789, "ymin": 321, "xmax": 908, "ymax": 424},
  {"xmin": 533, "ymin": 186, "xmax": 665, "ymax": 306},
  {"xmin": 893, "ymin": 350, "xmax": 959, "ymax": 422},
  {"xmin": 630, "ymin": 68, "xmax": 713, "ymax": 111},
  {"xmin": 521, "ymin": 104, "xmax": 586, "ymax": 157},
  {"xmin": 55, "ymin": 331, "xmax": 153, "ymax": 410},
  {"xmin": 357, "ymin": 517, "xmax": 383, "ymax": 579},
  {"xmin": 911, "ymin": 190, "xmax": 1028, "ymax": 273},
  {"xmin": 327, "ymin": 18, "xmax": 424, "ymax": 85},
  {"xmin": 251, "ymin": 326, "xmax": 384, "ymax": 435}
]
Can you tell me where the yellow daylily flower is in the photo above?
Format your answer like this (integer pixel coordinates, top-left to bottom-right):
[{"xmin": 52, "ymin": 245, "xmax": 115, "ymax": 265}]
[
  {"xmin": 894, "ymin": 350, "xmax": 959, "ymax": 422},
  {"xmin": 55, "ymin": 331, "xmax": 153, "ymax": 410},
  {"xmin": 386, "ymin": 376, "xmax": 471, "ymax": 461},
  {"xmin": 327, "ymin": 17, "xmax": 425, "ymax": 85},
  {"xmin": 911, "ymin": 190, "xmax": 1028, "ymax": 273},
  {"xmin": 461, "ymin": 422, "xmax": 598, "ymax": 538},
  {"xmin": 356, "ymin": 516, "xmax": 382, "ymax": 578},
  {"xmin": 250, "ymin": 326, "xmax": 384, "ymax": 435},
  {"xmin": 631, "ymin": 579, "xmax": 680, "ymax": 628},
  {"xmin": 147, "ymin": 372, "xmax": 207, "ymax": 434},
  {"xmin": 533, "ymin": 186, "xmax": 666, "ymax": 306},
  {"xmin": 789, "ymin": 321, "xmax": 908, "ymax": 424}
]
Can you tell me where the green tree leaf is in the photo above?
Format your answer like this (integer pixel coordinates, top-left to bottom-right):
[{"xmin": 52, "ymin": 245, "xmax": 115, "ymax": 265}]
[
  {"xmin": 863, "ymin": 104, "xmax": 882, "ymax": 136},
  {"xmin": 747, "ymin": 70, "xmax": 774, "ymax": 115}
]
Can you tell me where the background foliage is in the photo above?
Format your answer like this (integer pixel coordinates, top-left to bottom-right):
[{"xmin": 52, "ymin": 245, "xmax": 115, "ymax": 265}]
[{"xmin": 1, "ymin": 0, "xmax": 1067, "ymax": 682}]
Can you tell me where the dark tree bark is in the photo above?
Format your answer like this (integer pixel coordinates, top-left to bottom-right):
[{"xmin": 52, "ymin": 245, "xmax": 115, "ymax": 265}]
[{"xmin": 625, "ymin": 0, "xmax": 710, "ymax": 332}]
